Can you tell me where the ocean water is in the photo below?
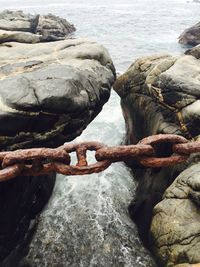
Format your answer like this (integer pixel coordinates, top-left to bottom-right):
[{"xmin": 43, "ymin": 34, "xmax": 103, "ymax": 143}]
[
  {"xmin": 1, "ymin": 0, "xmax": 199, "ymax": 266},
  {"xmin": 0, "ymin": 0, "xmax": 199, "ymax": 72}
]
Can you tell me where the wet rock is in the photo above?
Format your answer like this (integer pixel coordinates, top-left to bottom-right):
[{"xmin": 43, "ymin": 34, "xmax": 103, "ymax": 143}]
[
  {"xmin": 0, "ymin": 10, "xmax": 76, "ymax": 43},
  {"xmin": 179, "ymin": 21, "xmax": 200, "ymax": 46},
  {"xmin": 185, "ymin": 44, "xmax": 200, "ymax": 59},
  {"xmin": 150, "ymin": 163, "xmax": 200, "ymax": 267},
  {"xmin": 0, "ymin": 173, "xmax": 56, "ymax": 267},
  {"xmin": 114, "ymin": 53, "xmax": 200, "ymax": 266},
  {"xmin": 0, "ymin": 38, "xmax": 115, "ymax": 150},
  {"xmin": 0, "ymin": 34, "xmax": 115, "ymax": 266}
]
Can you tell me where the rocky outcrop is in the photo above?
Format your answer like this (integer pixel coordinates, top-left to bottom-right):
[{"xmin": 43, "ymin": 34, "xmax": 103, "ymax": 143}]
[
  {"xmin": 179, "ymin": 21, "xmax": 200, "ymax": 46},
  {"xmin": 185, "ymin": 44, "xmax": 200, "ymax": 58},
  {"xmin": 0, "ymin": 38, "xmax": 115, "ymax": 150},
  {"xmin": 150, "ymin": 162, "xmax": 200, "ymax": 267},
  {"xmin": 0, "ymin": 10, "xmax": 76, "ymax": 43},
  {"xmin": 0, "ymin": 173, "xmax": 56, "ymax": 267},
  {"xmin": 114, "ymin": 53, "xmax": 200, "ymax": 266},
  {"xmin": 0, "ymin": 16, "xmax": 115, "ymax": 266}
]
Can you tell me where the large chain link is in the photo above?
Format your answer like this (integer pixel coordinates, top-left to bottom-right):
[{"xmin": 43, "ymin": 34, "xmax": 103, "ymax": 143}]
[{"xmin": 0, "ymin": 134, "xmax": 199, "ymax": 182}]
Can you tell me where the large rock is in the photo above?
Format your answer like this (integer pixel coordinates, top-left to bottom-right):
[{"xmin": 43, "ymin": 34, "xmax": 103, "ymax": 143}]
[
  {"xmin": 114, "ymin": 53, "xmax": 200, "ymax": 266},
  {"xmin": 0, "ymin": 173, "xmax": 56, "ymax": 267},
  {"xmin": 150, "ymin": 162, "xmax": 200, "ymax": 267},
  {"xmin": 0, "ymin": 38, "xmax": 115, "ymax": 150},
  {"xmin": 0, "ymin": 36, "xmax": 115, "ymax": 266},
  {"xmin": 0, "ymin": 10, "xmax": 76, "ymax": 43},
  {"xmin": 179, "ymin": 21, "xmax": 200, "ymax": 46}
]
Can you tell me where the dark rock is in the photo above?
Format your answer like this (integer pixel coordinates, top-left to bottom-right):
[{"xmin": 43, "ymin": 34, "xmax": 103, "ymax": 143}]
[
  {"xmin": 0, "ymin": 38, "xmax": 115, "ymax": 150},
  {"xmin": 185, "ymin": 44, "xmax": 200, "ymax": 58},
  {"xmin": 0, "ymin": 174, "xmax": 56, "ymax": 267},
  {"xmin": 0, "ymin": 36, "xmax": 115, "ymax": 266},
  {"xmin": 179, "ymin": 21, "xmax": 200, "ymax": 46},
  {"xmin": 37, "ymin": 14, "xmax": 76, "ymax": 41},
  {"xmin": 0, "ymin": 10, "xmax": 76, "ymax": 44},
  {"xmin": 114, "ymin": 53, "xmax": 200, "ymax": 266}
]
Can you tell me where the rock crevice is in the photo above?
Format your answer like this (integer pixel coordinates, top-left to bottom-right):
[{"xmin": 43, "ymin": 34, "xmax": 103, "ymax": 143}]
[{"xmin": 114, "ymin": 52, "xmax": 200, "ymax": 266}]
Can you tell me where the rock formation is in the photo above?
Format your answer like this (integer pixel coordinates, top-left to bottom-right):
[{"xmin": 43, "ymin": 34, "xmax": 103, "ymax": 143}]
[
  {"xmin": 0, "ymin": 10, "xmax": 76, "ymax": 43},
  {"xmin": 0, "ymin": 11, "xmax": 115, "ymax": 267},
  {"xmin": 0, "ymin": 38, "xmax": 115, "ymax": 150},
  {"xmin": 185, "ymin": 43, "xmax": 200, "ymax": 58},
  {"xmin": 179, "ymin": 21, "xmax": 200, "ymax": 46},
  {"xmin": 114, "ymin": 53, "xmax": 200, "ymax": 266}
]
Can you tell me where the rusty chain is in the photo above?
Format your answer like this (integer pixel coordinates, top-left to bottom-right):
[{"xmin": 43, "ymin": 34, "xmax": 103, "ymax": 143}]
[{"xmin": 0, "ymin": 134, "xmax": 199, "ymax": 182}]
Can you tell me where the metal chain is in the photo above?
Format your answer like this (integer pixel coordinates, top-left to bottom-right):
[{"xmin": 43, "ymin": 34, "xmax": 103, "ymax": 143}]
[{"xmin": 0, "ymin": 134, "xmax": 200, "ymax": 182}]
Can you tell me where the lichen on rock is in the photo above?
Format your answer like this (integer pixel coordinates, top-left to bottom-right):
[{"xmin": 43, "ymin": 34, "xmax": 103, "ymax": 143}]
[{"xmin": 114, "ymin": 51, "xmax": 200, "ymax": 266}]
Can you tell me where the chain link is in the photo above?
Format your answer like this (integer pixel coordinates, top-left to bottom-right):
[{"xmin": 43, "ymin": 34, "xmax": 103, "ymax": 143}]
[{"xmin": 0, "ymin": 134, "xmax": 199, "ymax": 182}]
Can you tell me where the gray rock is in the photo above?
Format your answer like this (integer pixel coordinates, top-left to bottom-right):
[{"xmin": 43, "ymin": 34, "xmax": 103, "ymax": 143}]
[
  {"xmin": 179, "ymin": 21, "xmax": 200, "ymax": 46},
  {"xmin": 0, "ymin": 37, "xmax": 115, "ymax": 266},
  {"xmin": 150, "ymin": 163, "xmax": 200, "ymax": 267},
  {"xmin": 0, "ymin": 29, "xmax": 41, "ymax": 44},
  {"xmin": 185, "ymin": 44, "xmax": 200, "ymax": 59},
  {"xmin": 114, "ymin": 53, "xmax": 200, "ymax": 266},
  {"xmin": 37, "ymin": 14, "xmax": 76, "ymax": 41},
  {"xmin": 0, "ymin": 38, "xmax": 115, "ymax": 150},
  {"xmin": 0, "ymin": 10, "xmax": 37, "ymax": 32},
  {"xmin": 0, "ymin": 10, "xmax": 76, "ymax": 43}
]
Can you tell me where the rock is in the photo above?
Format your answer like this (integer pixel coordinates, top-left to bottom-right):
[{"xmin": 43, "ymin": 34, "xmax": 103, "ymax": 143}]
[
  {"xmin": 0, "ymin": 37, "xmax": 115, "ymax": 266},
  {"xmin": 114, "ymin": 53, "xmax": 200, "ymax": 266},
  {"xmin": 0, "ymin": 10, "xmax": 76, "ymax": 43},
  {"xmin": 37, "ymin": 14, "xmax": 76, "ymax": 41},
  {"xmin": 185, "ymin": 44, "xmax": 200, "ymax": 59},
  {"xmin": 0, "ymin": 10, "xmax": 37, "ymax": 33},
  {"xmin": 179, "ymin": 21, "xmax": 200, "ymax": 46},
  {"xmin": 0, "ymin": 173, "xmax": 56, "ymax": 267},
  {"xmin": 0, "ymin": 38, "xmax": 115, "ymax": 150},
  {"xmin": 0, "ymin": 29, "xmax": 41, "ymax": 44},
  {"xmin": 150, "ymin": 163, "xmax": 200, "ymax": 267}
]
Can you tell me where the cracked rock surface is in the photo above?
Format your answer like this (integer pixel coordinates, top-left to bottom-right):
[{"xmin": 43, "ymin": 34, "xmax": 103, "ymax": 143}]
[
  {"xmin": 0, "ymin": 12, "xmax": 115, "ymax": 267},
  {"xmin": 150, "ymin": 163, "xmax": 200, "ymax": 267},
  {"xmin": 114, "ymin": 53, "xmax": 200, "ymax": 266},
  {"xmin": 0, "ymin": 38, "xmax": 115, "ymax": 150},
  {"xmin": 179, "ymin": 21, "xmax": 200, "ymax": 46},
  {"xmin": 0, "ymin": 10, "xmax": 76, "ymax": 43}
]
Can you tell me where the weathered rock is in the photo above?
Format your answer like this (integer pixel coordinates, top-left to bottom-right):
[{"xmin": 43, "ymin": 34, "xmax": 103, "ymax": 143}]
[
  {"xmin": 37, "ymin": 14, "xmax": 76, "ymax": 41},
  {"xmin": 0, "ymin": 29, "xmax": 41, "ymax": 44},
  {"xmin": 150, "ymin": 162, "xmax": 200, "ymax": 267},
  {"xmin": 179, "ymin": 21, "xmax": 200, "ymax": 46},
  {"xmin": 114, "ymin": 53, "xmax": 200, "ymax": 266},
  {"xmin": 0, "ymin": 10, "xmax": 75, "ymax": 43},
  {"xmin": 0, "ymin": 36, "xmax": 115, "ymax": 266},
  {"xmin": 0, "ymin": 173, "xmax": 56, "ymax": 267},
  {"xmin": 185, "ymin": 44, "xmax": 200, "ymax": 59},
  {"xmin": 0, "ymin": 38, "xmax": 115, "ymax": 150}
]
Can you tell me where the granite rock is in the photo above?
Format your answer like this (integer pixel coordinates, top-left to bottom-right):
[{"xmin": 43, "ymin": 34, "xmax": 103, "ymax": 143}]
[
  {"xmin": 179, "ymin": 21, "xmax": 200, "ymax": 46},
  {"xmin": 114, "ymin": 53, "xmax": 200, "ymax": 266},
  {"xmin": 0, "ymin": 38, "xmax": 115, "ymax": 150},
  {"xmin": 0, "ymin": 33, "xmax": 115, "ymax": 267},
  {"xmin": 0, "ymin": 10, "xmax": 76, "ymax": 43}
]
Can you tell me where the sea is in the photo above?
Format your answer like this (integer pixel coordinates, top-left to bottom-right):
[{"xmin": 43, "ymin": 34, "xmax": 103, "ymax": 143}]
[{"xmin": 0, "ymin": 0, "xmax": 199, "ymax": 266}]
